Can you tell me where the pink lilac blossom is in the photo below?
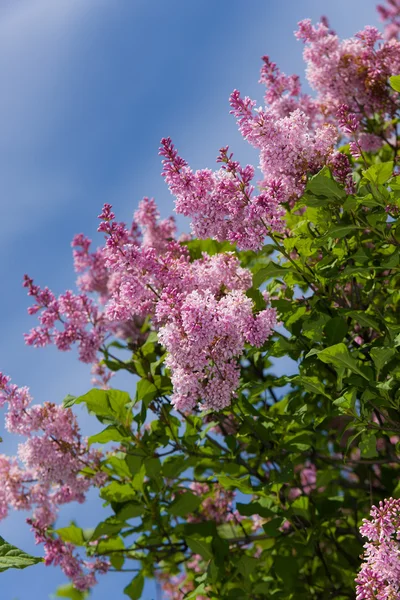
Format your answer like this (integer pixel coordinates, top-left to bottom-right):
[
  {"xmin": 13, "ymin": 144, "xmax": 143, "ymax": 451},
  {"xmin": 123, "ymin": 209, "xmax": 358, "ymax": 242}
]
[
  {"xmin": 27, "ymin": 198, "xmax": 276, "ymax": 414},
  {"xmin": 160, "ymin": 138, "xmax": 286, "ymax": 251},
  {"xmin": 98, "ymin": 206, "xmax": 277, "ymax": 412},
  {"xmin": 288, "ymin": 462, "xmax": 318, "ymax": 501},
  {"xmin": 296, "ymin": 19, "xmax": 400, "ymax": 124},
  {"xmin": 359, "ymin": 133, "xmax": 384, "ymax": 153},
  {"xmin": 258, "ymin": 55, "xmax": 318, "ymax": 123},
  {"xmin": 229, "ymin": 91, "xmax": 337, "ymax": 204},
  {"xmin": 356, "ymin": 497, "xmax": 400, "ymax": 599},
  {"xmin": 25, "ymin": 196, "xmax": 178, "ymax": 374},
  {"xmin": 377, "ymin": 0, "xmax": 400, "ymax": 40},
  {"xmin": 91, "ymin": 361, "xmax": 114, "ymax": 389},
  {"xmin": 0, "ymin": 374, "xmax": 107, "ymax": 590},
  {"xmin": 23, "ymin": 276, "xmax": 107, "ymax": 364},
  {"xmin": 158, "ymin": 285, "xmax": 276, "ymax": 412},
  {"xmin": 188, "ymin": 482, "xmax": 241, "ymax": 524},
  {"xmin": 328, "ymin": 152, "xmax": 356, "ymax": 194},
  {"xmin": 33, "ymin": 530, "xmax": 109, "ymax": 592},
  {"xmin": 134, "ymin": 196, "xmax": 176, "ymax": 253}
]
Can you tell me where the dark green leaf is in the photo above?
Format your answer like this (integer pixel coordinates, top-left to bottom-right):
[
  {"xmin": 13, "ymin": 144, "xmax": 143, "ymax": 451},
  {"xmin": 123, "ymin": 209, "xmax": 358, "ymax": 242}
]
[
  {"xmin": 0, "ymin": 537, "xmax": 42, "ymax": 572},
  {"xmin": 370, "ymin": 347, "xmax": 396, "ymax": 377},
  {"xmin": 124, "ymin": 573, "xmax": 144, "ymax": 600},
  {"xmin": 317, "ymin": 343, "xmax": 370, "ymax": 380},
  {"xmin": 75, "ymin": 389, "xmax": 132, "ymax": 426},
  {"xmin": 168, "ymin": 492, "xmax": 203, "ymax": 517},
  {"xmin": 185, "ymin": 536, "xmax": 213, "ymax": 560}
]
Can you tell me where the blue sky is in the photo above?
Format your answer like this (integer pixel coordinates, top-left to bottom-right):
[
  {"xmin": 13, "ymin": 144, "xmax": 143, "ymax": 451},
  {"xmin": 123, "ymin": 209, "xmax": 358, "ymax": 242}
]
[{"xmin": 0, "ymin": 1, "xmax": 382, "ymax": 598}]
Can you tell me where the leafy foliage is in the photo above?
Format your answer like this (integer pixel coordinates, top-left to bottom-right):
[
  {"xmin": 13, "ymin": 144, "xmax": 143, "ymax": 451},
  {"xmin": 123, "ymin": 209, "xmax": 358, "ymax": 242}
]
[
  {"xmin": 5, "ymin": 4, "xmax": 400, "ymax": 599},
  {"xmin": 51, "ymin": 156, "xmax": 400, "ymax": 596},
  {"xmin": 0, "ymin": 537, "xmax": 42, "ymax": 572}
]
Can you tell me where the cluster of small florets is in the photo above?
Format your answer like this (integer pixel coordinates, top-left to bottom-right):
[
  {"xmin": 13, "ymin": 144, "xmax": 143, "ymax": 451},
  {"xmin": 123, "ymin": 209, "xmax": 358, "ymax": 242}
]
[
  {"xmin": 24, "ymin": 197, "xmax": 177, "ymax": 368},
  {"xmin": 25, "ymin": 197, "xmax": 277, "ymax": 412},
  {"xmin": 258, "ymin": 55, "xmax": 318, "ymax": 122},
  {"xmin": 188, "ymin": 482, "xmax": 241, "ymax": 524},
  {"xmin": 378, "ymin": 0, "xmax": 400, "ymax": 40},
  {"xmin": 160, "ymin": 138, "xmax": 286, "ymax": 251},
  {"xmin": 97, "ymin": 205, "xmax": 277, "ymax": 412},
  {"xmin": 159, "ymin": 283, "xmax": 276, "ymax": 412},
  {"xmin": 23, "ymin": 275, "xmax": 107, "ymax": 364},
  {"xmin": 296, "ymin": 19, "xmax": 400, "ymax": 130},
  {"xmin": 288, "ymin": 463, "xmax": 318, "ymax": 501},
  {"xmin": 356, "ymin": 497, "xmax": 400, "ymax": 599},
  {"xmin": 328, "ymin": 151, "xmax": 356, "ymax": 194},
  {"xmin": 229, "ymin": 91, "xmax": 337, "ymax": 204},
  {"xmin": 0, "ymin": 374, "xmax": 107, "ymax": 589}
]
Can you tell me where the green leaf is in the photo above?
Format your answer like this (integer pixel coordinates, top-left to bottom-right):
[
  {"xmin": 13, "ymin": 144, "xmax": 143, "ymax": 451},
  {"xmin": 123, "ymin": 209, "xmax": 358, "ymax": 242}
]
[
  {"xmin": 101, "ymin": 482, "xmax": 136, "ymax": 503},
  {"xmin": 168, "ymin": 492, "xmax": 203, "ymax": 517},
  {"xmin": 390, "ymin": 75, "xmax": 400, "ymax": 92},
  {"xmin": 293, "ymin": 375, "xmax": 329, "ymax": 398},
  {"xmin": 135, "ymin": 379, "xmax": 158, "ymax": 404},
  {"xmin": 88, "ymin": 425, "xmax": 128, "ymax": 445},
  {"xmin": 363, "ymin": 161, "xmax": 394, "ymax": 185},
  {"xmin": 274, "ymin": 555, "xmax": 298, "ymax": 586},
  {"xmin": 218, "ymin": 475, "xmax": 253, "ymax": 494},
  {"xmin": 0, "ymin": 537, "xmax": 42, "ymax": 571},
  {"xmin": 333, "ymin": 388, "xmax": 356, "ymax": 414},
  {"xmin": 238, "ymin": 555, "xmax": 259, "ymax": 577},
  {"xmin": 116, "ymin": 503, "xmax": 144, "ymax": 521},
  {"xmin": 185, "ymin": 536, "xmax": 213, "ymax": 560},
  {"xmin": 62, "ymin": 394, "xmax": 77, "ymax": 409},
  {"xmin": 370, "ymin": 347, "xmax": 396, "ymax": 378},
  {"xmin": 317, "ymin": 343, "xmax": 370, "ymax": 380},
  {"xmin": 185, "ymin": 583, "xmax": 208, "ymax": 599},
  {"xmin": 253, "ymin": 262, "xmax": 295, "ymax": 287},
  {"xmin": 91, "ymin": 517, "xmax": 125, "ymax": 540},
  {"xmin": 237, "ymin": 502, "xmax": 274, "ymax": 518},
  {"xmin": 290, "ymin": 496, "xmax": 310, "ymax": 519},
  {"xmin": 306, "ymin": 168, "xmax": 346, "ymax": 200},
  {"xmin": 56, "ymin": 524, "xmax": 85, "ymax": 546},
  {"xmin": 124, "ymin": 573, "xmax": 144, "ymax": 600},
  {"xmin": 246, "ymin": 287, "xmax": 266, "ymax": 311},
  {"xmin": 75, "ymin": 389, "xmax": 132, "ymax": 426},
  {"xmin": 262, "ymin": 517, "xmax": 284, "ymax": 538},
  {"xmin": 96, "ymin": 536, "xmax": 125, "ymax": 555},
  {"xmin": 319, "ymin": 224, "xmax": 359, "ymax": 242},
  {"xmin": 347, "ymin": 311, "xmax": 380, "ymax": 332},
  {"xmin": 324, "ymin": 317, "xmax": 348, "ymax": 345},
  {"xmin": 284, "ymin": 432, "xmax": 311, "ymax": 451},
  {"xmin": 359, "ymin": 433, "xmax": 378, "ymax": 459},
  {"xmin": 54, "ymin": 583, "xmax": 89, "ymax": 600}
]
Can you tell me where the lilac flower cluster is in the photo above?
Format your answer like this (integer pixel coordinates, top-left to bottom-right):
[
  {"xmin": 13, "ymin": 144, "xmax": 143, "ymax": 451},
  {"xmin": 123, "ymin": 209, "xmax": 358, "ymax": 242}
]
[
  {"xmin": 24, "ymin": 197, "xmax": 178, "ymax": 371},
  {"xmin": 0, "ymin": 374, "xmax": 107, "ymax": 590},
  {"xmin": 188, "ymin": 482, "xmax": 241, "ymax": 524},
  {"xmin": 97, "ymin": 205, "xmax": 277, "ymax": 412},
  {"xmin": 26, "ymin": 196, "xmax": 277, "ymax": 413},
  {"xmin": 378, "ymin": 0, "xmax": 400, "ymax": 40},
  {"xmin": 160, "ymin": 76, "xmax": 337, "ymax": 242},
  {"xmin": 296, "ymin": 19, "xmax": 400, "ymax": 127},
  {"xmin": 229, "ymin": 91, "xmax": 337, "ymax": 204},
  {"xmin": 160, "ymin": 138, "xmax": 285, "ymax": 251},
  {"xmin": 356, "ymin": 497, "xmax": 400, "ymax": 599}
]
